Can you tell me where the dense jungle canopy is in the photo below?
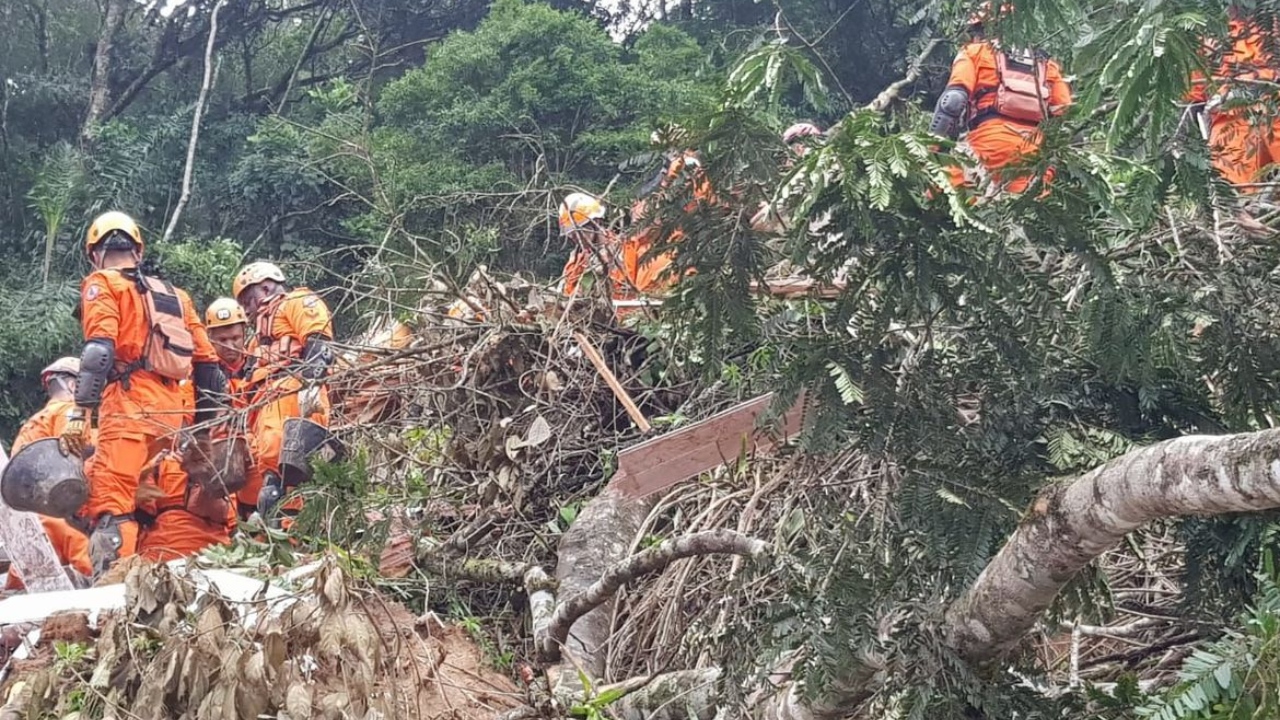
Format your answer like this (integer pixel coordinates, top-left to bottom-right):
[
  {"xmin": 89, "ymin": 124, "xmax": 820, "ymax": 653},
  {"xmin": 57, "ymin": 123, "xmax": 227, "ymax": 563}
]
[{"xmin": 8, "ymin": 0, "xmax": 1280, "ymax": 717}]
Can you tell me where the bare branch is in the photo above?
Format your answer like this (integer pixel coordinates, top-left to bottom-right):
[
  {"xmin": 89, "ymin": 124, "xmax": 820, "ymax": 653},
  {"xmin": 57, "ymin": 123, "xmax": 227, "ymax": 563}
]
[
  {"xmin": 162, "ymin": 0, "xmax": 224, "ymax": 244},
  {"xmin": 542, "ymin": 529, "xmax": 770, "ymax": 660},
  {"xmin": 866, "ymin": 39, "xmax": 942, "ymax": 113}
]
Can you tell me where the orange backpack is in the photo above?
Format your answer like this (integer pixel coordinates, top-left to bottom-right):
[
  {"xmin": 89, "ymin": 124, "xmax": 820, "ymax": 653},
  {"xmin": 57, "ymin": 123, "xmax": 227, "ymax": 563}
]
[
  {"xmin": 135, "ymin": 274, "xmax": 195, "ymax": 381},
  {"xmin": 991, "ymin": 48, "xmax": 1052, "ymax": 123}
]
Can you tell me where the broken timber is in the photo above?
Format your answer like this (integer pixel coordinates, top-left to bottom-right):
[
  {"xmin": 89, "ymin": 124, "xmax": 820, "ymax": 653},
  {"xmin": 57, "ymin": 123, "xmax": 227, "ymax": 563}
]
[{"xmin": 610, "ymin": 393, "xmax": 805, "ymax": 499}]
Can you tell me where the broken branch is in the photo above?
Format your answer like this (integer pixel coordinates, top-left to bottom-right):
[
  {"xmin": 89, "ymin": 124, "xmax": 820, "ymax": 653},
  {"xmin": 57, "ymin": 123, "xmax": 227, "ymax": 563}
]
[{"xmin": 541, "ymin": 529, "xmax": 770, "ymax": 660}]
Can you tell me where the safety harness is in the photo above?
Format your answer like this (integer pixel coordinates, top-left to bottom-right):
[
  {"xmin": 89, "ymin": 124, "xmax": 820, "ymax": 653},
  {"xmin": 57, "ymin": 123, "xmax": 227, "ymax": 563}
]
[
  {"xmin": 970, "ymin": 47, "xmax": 1053, "ymax": 128},
  {"xmin": 110, "ymin": 269, "xmax": 195, "ymax": 388}
]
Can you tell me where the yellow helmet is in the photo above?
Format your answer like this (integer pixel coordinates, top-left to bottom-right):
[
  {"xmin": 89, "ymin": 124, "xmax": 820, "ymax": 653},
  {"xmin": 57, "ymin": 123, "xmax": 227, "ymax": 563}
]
[
  {"xmin": 558, "ymin": 193, "xmax": 606, "ymax": 235},
  {"xmin": 41, "ymin": 357, "xmax": 81, "ymax": 382},
  {"xmin": 85, "ymin": 211, "xmax": 143, "ymax": 255},
  {"xmin": 205, "ymin": 297, "xmax": 248, "ymax": 329},
  {"xmin": 232, "ymin": 261, "xmax": 287, "ymax": 301}
]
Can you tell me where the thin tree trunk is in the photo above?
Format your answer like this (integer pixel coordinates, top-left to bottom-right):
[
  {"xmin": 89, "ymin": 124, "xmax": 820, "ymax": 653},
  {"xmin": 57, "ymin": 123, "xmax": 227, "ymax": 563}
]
[
  {"xmin": 163, "ymin": 0, "xmax": 225, "ymax": 244},
  {"xmin": 945, "ymin": 429, "xmax": 1280, "ymax": 664},
  {"xmin": 82, "ymin": 0, "xmax": 127, "ymax": 143}
]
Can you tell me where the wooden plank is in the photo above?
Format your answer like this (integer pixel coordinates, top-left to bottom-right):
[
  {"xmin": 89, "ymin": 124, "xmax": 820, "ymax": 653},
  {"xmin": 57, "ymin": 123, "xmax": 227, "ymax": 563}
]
[
  {"xmin": 574, "ymin": 331, "xmax": 652, "ymax": 433},
  {"xmin": 610, "ymin": 392, "xmax": 805, "ymax": 499}
]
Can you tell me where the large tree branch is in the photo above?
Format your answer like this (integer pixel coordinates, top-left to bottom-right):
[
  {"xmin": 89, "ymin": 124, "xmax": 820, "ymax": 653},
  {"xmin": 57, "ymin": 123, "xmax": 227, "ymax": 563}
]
[
  {"xmin": 945, "ymin": 429, "xmax": 1280, "ymax": 664},
  {"xmin": 542, "ymin": 529, "xmax": 770, "ymax": 660}
]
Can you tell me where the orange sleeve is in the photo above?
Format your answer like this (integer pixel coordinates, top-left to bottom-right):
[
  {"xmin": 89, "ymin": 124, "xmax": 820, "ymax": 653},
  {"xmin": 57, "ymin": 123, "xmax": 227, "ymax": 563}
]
[
  {"xmin": 1046, "ymin": 60, "xmax": 1072, "ymax": 114},
  {"xmin": 80, "ymin": 271, "xmax": 120, "ymax": 343},
  {"xmin": 39, "ymin": 516, "xmax": 91, "ymax": 578},
  {"xmin": 11, "ymin": 411, "xmax": 52, "ymax": 456},
  {"xmin": 561, "ymin": 252, "xmax": 587, "ymax": 295},
  {"xmin": 946, "ymin": 46, "xmax": 980, "ymax": 93},
  {"xmin": 284, "ymin": 291, "xmax": 334, "ymax": 341}
]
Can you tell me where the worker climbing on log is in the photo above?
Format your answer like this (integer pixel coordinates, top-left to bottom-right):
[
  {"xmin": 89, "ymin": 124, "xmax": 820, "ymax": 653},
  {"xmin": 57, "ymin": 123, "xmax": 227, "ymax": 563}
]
[
  {"xmin": 929, "ymin": 2, "xmax": 1072, "ymax": 196},
  {"xmin": 232, "ymin": 261, "xmax": 335, "ymax": 526},
  {"xmin": 58, "ymin": 211, "xmax": 225, "ymax": 576},
  {"xmin": 1187, "ymin": 6, "xmax": 1280, "ymax": 193},
  {"xmin": 6, "ymin": 358, "xmax": 93, "ymax": 588}
]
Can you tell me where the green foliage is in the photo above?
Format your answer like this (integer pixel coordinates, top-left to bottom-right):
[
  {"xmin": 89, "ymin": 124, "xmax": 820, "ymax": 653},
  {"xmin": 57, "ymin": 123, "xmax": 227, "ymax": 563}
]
[
  {"xmin": 1137, "ymin": 554, "xmax": 1280, "ymax": 719},
  {"xmin": 150, "ymin": 237, "xmax": 244, "ymax": 307}
]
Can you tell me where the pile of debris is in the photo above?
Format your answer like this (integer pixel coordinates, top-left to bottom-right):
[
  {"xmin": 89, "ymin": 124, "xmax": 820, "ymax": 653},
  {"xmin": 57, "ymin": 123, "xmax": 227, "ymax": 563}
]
[{"xmin": 0, "ymin": 556, "xmax": 521, "ymax": 720}]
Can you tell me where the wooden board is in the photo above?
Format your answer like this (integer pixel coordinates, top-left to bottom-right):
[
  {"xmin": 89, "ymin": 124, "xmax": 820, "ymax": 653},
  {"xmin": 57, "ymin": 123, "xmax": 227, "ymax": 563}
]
[{"xmin": 610, "ymin": 392, "xmax": 806, "ymax": 499}]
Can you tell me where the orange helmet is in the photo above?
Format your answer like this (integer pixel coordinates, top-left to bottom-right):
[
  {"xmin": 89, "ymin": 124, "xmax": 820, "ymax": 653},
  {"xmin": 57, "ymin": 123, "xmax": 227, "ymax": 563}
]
[
  {"xmin": 85, "ymin": 211, "xmax": 143, "ymax": 255},
  {"xmin": 205, "ymin": 297, "xmax": 249, "ymax": 329},
  {"xmin": 558, "ymin": 193, "xmax": 606, "ymax": 235},
  {"xmin": 41, "ymin": 357, "xmax": 80, "ymax": 384},
  {"xmin": 232, "ymin": 261, "xmax": 287, "ymax": 301}
]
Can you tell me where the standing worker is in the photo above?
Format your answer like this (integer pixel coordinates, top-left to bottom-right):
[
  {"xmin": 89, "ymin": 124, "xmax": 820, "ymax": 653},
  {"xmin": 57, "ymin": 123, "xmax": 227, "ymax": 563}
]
[
  {"xmin": 7, "ymin": 358, "xmax": 93, "ymax": 587},
  {"xmin": 58, "ymin": 211, "xmax": 225, "ymax": 575},
  {"xmin": 231, "ymin": 262, "xmax": 334, "ymax": 520},
  {"xmin": 1188, "ymin": 8, "xmax": 1280, "ymax": 189},
  {"xmin": 929, "ymin": 4, "xmax": 1072, "ymax": 195}
]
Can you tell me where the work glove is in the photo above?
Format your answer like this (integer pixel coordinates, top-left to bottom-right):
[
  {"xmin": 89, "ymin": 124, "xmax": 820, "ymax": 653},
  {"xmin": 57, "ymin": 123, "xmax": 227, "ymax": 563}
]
[
  {"xmin": 88, "ymin": 515, "xmax": 124, "ymax": 579},
  {"xmin": 298, "ymin": 385, "xmax": 322, "ymax": 419},
  {"xmin": 59, "ymin": 408, "xmax": 91, "ymax": 458},
  {"xmin": 256, "ymin": 471, "xmax": 285, "ymax": 521}
]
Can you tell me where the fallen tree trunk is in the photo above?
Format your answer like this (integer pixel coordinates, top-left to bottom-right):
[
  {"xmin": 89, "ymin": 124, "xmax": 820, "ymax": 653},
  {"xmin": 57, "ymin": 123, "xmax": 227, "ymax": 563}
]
[
  {"xmin": 574, "ymin": 429, "xmax": 1280, "ymax": 719},
  {"xmin": 553, "ymin": 485, "xmax": 655, "ymax": 680},
  {"xmin": 945, "ymin": 429, "xmax": 1280, "ymax": 664}
]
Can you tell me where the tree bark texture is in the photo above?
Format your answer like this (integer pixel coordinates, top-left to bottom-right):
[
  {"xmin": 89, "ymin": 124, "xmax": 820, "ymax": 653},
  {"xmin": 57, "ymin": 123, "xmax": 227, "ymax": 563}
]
[
  {"xmin": 945, "ymin": 429, "xmax": 1280, "ymax": 663},
  {"xmin": 83, "ymin": 0, "xmax": 127, "ymax": 142}
]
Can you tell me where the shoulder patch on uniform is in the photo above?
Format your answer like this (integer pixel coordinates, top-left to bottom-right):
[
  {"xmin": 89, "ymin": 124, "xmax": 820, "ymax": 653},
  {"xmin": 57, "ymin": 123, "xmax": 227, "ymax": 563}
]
[
  {"xmin": 85, "ymin": 284, "xmax": 102, "ymax": 301},
  {"xmin": 303, "ymin": 296, "xmax": 319, "ymax": 308}
]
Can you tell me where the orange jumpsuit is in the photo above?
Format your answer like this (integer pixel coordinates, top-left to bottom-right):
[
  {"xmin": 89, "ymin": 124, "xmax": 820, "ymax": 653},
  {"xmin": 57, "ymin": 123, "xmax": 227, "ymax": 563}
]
[
  {"xmin": 6, "ymin": 401, "xmax": 93, "ymax": 587},
  {"xmin": 137, "ymin": 453, "xmax": 235, "ymax": 562},
  {"xmin": 945, "ymin": 42, "xmax": 1072, "ymax": 194},
  {"xmin": 1189, "ymin": 18, "xmax": 1280, "ymax": 187},
  {"xmin": 238, "ymin": 288, "xmax": 333, "ymax": 509},
  {"xmin": 78, "ymin": 270, "xmax": 217, "ymax": 558},
  {"xmin": 136, "ymin": 379, "xmax": 241, "ymax": 559}
]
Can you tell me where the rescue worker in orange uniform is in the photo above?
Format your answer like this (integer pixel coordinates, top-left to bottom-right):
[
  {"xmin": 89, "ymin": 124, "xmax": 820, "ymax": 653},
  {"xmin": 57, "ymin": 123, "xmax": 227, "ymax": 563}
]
[
  {"xmin": 7, "ymin": 357, "xmax": 93, "ymax": 588},
  {"xmin": 1188, "ymin": 9, "xmax": 1280, "ymax": 188},
  {"xmin": 204, "ymin": 297, "xmax": 265, "ymax": 520},
  {"xmin": 558, "ymin": 193, "xmax": 673, "ymax": 317},
  {"xmin": 232, "ymin": 262, "xmax": 334, "ymax": 521},
  {"xmin": 929, "ymin": 6, "xmax": 1072, "ymax": 195},
  {"xmin": 58, "ymin": 211, "xmax": 225, "ymax": 575},
  {"xmin": 12, "ymin": 357, "xmax": 83, "ymax": 455},
  {"xmin": 134, "ymin": 379, "xmax": 237, "ymax": 562}
]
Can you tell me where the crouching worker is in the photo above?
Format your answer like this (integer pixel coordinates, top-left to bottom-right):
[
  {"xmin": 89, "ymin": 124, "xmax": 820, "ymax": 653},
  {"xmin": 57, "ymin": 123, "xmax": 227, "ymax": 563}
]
[
  {"xmin": 232, "ymin": 262, "xmax": 335, "ymax": 527},
  {"xmin": 59, "ymin": 211, "xmax": 225, "ymax": 576},
  {"xmin": 135, "ymin": 437, "xmax": 246, "ymax": 562}
]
